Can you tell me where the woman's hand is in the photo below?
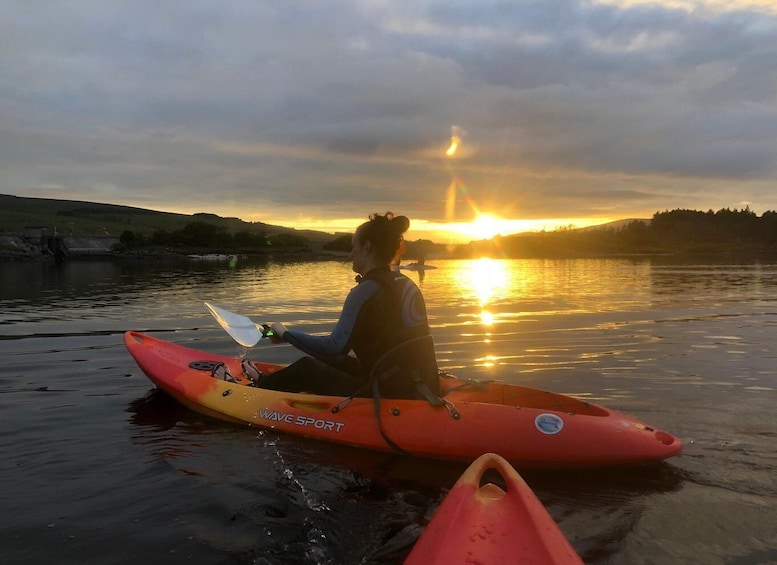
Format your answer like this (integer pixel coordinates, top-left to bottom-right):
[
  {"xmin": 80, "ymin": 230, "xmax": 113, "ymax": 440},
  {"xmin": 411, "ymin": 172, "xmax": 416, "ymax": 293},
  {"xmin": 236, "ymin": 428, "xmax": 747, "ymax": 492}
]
[{"xmin": 266, "ymin": 321, "xmax": 287, "ymax": 344}]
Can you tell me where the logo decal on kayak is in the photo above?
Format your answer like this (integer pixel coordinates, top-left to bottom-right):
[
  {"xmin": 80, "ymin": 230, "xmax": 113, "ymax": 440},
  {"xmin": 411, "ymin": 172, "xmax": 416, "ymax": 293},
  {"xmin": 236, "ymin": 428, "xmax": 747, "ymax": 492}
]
[
  {"xmin": 258, "ymin": 409, "xmax": 345, "ymax": 433},
  {"xmin": 535, "ymin": 413, "xmax": 564, "ymax": 435}
]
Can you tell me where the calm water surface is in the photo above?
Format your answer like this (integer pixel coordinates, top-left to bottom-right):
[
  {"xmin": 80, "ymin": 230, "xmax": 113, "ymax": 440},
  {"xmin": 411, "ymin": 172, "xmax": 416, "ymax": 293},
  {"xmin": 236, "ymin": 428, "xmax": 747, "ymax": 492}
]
[{"xmin": 1, "ymin": 256, "xmax": 776, "ymax": 564}]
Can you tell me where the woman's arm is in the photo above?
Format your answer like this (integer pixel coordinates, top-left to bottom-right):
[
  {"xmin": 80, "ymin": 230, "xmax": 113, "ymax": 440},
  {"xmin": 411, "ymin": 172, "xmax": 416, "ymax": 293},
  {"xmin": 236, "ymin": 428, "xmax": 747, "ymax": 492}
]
[{"xmin": 283, "ymin": 280, "xmax": 379, "ymax": 360}]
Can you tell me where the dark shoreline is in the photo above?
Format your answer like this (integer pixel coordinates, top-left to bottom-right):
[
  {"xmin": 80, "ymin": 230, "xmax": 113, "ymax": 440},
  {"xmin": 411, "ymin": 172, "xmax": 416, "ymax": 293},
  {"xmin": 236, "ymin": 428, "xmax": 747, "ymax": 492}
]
[
  {"xmin": 7, "ymin": 247, "xmax": 777, "ymax": 264},
  {"xmin": 0, "ymin": 248, "xmax": 352, "ymax": 263}
]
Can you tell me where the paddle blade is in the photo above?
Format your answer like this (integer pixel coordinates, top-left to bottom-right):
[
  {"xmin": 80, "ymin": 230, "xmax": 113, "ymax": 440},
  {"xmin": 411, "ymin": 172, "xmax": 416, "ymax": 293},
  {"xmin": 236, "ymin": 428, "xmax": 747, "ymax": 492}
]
[{"xmin": 204, "ymin": 302, "xmax": 262, "ymax": 347}]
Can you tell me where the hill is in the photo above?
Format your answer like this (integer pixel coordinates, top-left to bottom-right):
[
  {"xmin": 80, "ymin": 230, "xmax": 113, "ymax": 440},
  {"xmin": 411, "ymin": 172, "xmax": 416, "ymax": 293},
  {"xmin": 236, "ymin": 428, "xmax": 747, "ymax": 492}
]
[
  {"xmin": 574, "ymin": 218, "xmax": 651, "ymax": 232},
  {"xmin": 0, "ymin": 194, "xmax": 337, "ymax": 243},
  {"xmin": 4, "ymin": 195, "xmax": 775, "ymax": 259}
]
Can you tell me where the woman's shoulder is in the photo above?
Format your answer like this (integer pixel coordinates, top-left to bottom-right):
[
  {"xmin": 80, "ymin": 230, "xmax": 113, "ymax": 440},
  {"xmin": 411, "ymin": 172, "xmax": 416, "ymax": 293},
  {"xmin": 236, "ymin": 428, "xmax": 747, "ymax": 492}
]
[{"xmin": 346, "ymin": 277, "xmax": 381, "ymax": 302}]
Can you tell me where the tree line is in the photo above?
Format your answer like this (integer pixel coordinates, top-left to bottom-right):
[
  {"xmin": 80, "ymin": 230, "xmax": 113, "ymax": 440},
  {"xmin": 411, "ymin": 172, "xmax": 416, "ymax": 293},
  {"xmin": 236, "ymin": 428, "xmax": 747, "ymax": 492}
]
[
  {"xmin": 464, "ymin": 207, "xmax": 777, "ymax": 258},
  {"xmin": 117, "ymin": 221, "xmax": 307, "ymax": 252},
  {"xmin": 116, "ymin": 208, "xmax": 777, "ymax": 258}
]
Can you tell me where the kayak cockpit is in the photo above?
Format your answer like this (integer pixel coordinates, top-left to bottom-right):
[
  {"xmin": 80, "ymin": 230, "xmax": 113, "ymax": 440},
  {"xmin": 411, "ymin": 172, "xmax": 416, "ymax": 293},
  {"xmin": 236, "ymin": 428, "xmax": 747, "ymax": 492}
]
[{"xmin": 440, "ymin": 379, "xmax": 610, "ymax": 417}]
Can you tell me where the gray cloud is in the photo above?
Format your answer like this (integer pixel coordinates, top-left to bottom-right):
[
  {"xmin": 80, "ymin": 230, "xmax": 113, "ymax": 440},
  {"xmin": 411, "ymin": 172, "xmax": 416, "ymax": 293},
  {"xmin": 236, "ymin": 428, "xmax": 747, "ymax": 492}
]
[{"xmin": 2, "ymin": 0, "xmax": 777, "ymax": 229}]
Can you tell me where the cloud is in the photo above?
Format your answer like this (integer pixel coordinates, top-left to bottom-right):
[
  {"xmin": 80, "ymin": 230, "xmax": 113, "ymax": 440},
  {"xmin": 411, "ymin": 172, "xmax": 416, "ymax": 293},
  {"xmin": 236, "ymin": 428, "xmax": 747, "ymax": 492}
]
[{"xmin": 2, "ymin": 0, "xmax": 777, "ymax": 231}]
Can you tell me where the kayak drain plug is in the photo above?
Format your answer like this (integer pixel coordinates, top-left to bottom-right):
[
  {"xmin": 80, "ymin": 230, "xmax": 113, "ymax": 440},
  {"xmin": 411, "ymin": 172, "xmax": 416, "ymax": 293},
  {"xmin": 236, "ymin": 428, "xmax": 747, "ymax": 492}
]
[{"xmin": 390, "ymin": 407, "xmax": 401, "ymax": 416}]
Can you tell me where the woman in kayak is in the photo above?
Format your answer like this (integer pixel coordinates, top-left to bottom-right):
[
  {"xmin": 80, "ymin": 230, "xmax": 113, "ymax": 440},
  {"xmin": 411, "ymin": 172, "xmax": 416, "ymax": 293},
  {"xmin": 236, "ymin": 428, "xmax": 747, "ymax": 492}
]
[{"xmin": 249, "ymin": 212, "xmax": 439, "ymax": 398}]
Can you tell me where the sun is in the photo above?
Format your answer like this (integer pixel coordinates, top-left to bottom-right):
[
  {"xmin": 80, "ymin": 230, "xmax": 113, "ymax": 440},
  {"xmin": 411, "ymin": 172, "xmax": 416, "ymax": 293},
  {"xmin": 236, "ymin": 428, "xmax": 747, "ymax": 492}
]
[
  {"xmin": 446, "ymin": 213, "xmax": 514, "ymax": 241},
  {"xmin": 469, "ymin": 214, "xmax": 502, "ymax": 240}
]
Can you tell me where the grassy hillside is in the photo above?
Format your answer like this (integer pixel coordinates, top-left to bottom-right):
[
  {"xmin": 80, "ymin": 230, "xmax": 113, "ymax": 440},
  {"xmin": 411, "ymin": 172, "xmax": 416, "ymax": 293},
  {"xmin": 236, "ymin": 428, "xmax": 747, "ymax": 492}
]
[{"xmin": 0, "ymin": 194, "xmax": 336, "ymax": 243}]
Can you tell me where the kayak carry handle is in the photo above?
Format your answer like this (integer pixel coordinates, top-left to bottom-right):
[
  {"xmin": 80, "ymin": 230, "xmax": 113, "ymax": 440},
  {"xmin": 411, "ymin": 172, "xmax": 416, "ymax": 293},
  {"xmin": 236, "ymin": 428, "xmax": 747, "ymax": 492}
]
[{"xmin": 460, "ymin": 453, "xmax": 516, "ymax": 501}]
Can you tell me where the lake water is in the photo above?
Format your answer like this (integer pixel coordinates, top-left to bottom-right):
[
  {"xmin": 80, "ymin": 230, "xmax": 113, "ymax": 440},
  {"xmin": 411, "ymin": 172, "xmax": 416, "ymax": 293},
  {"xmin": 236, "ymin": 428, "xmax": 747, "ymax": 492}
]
[{"xmin": 1, "ymin": 256, "xmax": 776, "ymax": 564}]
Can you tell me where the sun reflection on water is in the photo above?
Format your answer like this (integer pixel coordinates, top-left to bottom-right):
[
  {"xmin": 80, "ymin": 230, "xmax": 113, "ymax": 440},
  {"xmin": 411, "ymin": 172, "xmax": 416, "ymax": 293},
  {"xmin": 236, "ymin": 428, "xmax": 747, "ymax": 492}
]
[{"xmin": 453, "ymin": 258, "xmax": 512, "ymax": 331}]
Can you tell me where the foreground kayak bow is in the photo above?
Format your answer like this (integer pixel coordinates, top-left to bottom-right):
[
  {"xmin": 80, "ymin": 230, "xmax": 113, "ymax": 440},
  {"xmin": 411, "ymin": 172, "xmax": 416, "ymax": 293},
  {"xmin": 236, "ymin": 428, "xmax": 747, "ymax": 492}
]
[
  {"xmin": 405, "ymin": 453, "xmax": 583, "ymax": 565},
  {"xmin": 406, "ymin": 453, "xmax": 583, "ymax": 564}
]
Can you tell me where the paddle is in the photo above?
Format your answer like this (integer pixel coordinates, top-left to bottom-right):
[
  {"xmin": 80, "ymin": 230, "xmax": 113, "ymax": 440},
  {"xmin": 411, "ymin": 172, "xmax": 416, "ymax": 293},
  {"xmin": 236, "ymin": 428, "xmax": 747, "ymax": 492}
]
[{"xmin": 204, "ymin": 302, "xmax": 266, "ymax": 347}]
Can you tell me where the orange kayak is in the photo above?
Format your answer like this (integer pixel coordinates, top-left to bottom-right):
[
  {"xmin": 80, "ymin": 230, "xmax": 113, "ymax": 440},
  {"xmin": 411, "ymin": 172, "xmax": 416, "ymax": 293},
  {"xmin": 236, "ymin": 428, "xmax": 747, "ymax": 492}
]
[
  {"xmin": 124, "ymin": 331, "xmax": 681, "ymax": 468},
  {"xmin": 405, "ymin": 453, "xmax": 583, "ymax": 564}
]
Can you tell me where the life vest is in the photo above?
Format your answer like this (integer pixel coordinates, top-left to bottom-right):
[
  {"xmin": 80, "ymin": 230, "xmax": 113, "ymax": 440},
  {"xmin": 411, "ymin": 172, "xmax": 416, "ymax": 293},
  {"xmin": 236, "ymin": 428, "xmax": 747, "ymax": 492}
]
[
  {"xmin": 351, "ymin": 269, "xmax": 427, "ymax": 362},
  {"xmin": 370, "ymin": 334, "xmax": 441, "ymax": 399}
]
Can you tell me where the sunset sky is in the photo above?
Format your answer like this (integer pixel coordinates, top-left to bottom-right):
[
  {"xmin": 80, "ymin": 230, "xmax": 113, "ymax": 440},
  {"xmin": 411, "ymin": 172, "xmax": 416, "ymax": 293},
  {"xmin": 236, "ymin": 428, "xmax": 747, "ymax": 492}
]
[{"xmin": 2, "ymin": 1, "xmax": 777, "ymax": 242}]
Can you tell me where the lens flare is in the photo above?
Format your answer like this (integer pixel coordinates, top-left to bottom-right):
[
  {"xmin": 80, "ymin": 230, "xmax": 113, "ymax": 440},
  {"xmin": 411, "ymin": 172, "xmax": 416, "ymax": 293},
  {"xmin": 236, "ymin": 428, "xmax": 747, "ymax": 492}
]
[
  {"xmin": 446, "ymin": 125, "xmax": 462, "ymax": 157},
  {"xmin": 445, "ymin": 178, "xmax": 458, "ymax": 221},
  {"xmin": 443, "ymin": 125, "xmax": 474, "ymax": 225}
]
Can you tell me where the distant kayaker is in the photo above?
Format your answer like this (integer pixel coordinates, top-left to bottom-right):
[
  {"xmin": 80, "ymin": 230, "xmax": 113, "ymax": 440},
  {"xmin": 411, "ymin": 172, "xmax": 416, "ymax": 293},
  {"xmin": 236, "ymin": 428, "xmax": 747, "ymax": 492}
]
[{"xmin": 251, "ymin": 212, "xmax": 439, "ymax": 398}]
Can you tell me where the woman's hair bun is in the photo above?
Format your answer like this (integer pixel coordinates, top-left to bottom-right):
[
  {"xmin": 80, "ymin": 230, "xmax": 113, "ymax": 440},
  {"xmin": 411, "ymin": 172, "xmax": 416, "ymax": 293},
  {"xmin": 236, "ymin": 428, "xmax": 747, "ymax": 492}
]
[
  {"xmin": 390, "ymin": 215, "xmax": 410, "ymax": 235},
  {"xmin": 368, "ymin": 212, "xmax": 410, "ymax": 235},
  {"xmin": 362, "ymin": 212, "xmax": 410, "ymax": 262}
]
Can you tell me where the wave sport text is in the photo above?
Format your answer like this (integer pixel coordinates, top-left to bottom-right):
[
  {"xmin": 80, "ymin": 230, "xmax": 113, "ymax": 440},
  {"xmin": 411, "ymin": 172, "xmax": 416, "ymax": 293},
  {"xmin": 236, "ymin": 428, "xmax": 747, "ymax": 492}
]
[{"xmin": 258, "ymin": 409, "xmax": 345, "ymax": 433}]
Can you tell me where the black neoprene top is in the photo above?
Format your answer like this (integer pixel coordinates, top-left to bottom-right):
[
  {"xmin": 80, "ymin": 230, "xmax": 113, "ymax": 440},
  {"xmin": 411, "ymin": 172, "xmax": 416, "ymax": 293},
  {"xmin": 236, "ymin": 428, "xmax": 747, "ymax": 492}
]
[{"xmin": 283, "ymin": 267, "xmax": 430, "ymax": 377}]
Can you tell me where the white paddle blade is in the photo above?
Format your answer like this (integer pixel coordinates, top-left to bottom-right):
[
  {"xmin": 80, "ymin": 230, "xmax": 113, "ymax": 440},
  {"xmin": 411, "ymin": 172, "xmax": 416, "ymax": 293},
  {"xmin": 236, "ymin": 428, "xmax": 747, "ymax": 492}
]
[{"xmin": 204, "ymin": 302, "xmax": 262, "ymax": 347}]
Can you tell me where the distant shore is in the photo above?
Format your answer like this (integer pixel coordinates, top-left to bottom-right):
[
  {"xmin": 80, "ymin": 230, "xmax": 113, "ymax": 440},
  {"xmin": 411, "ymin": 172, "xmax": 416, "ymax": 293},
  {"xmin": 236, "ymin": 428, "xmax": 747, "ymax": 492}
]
[
  {"xmin": 6, "ymin": 239, "xmax": 777, "ymax": 264},
  {"xmin": 0, "ymin": 233, "xmax": 333, "ymax": 261},
  {"xmin": 5, "ymin": 195, "xmax": 776, "ymax": 259},
  {"xmin": 0, "ymin": 244, "xmax": 351, "ymax": 262}
]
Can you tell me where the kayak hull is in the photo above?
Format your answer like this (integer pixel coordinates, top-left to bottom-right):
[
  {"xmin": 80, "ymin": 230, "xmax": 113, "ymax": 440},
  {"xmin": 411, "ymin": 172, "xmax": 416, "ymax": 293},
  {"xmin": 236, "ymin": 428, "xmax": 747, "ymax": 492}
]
[
  {"xmin": 405, "ymin": 453, "xmax": 584, "ymax": 564},
  {"xmin": 124, "ymin": 331, "xmax": 681, "ymax": 468}
]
